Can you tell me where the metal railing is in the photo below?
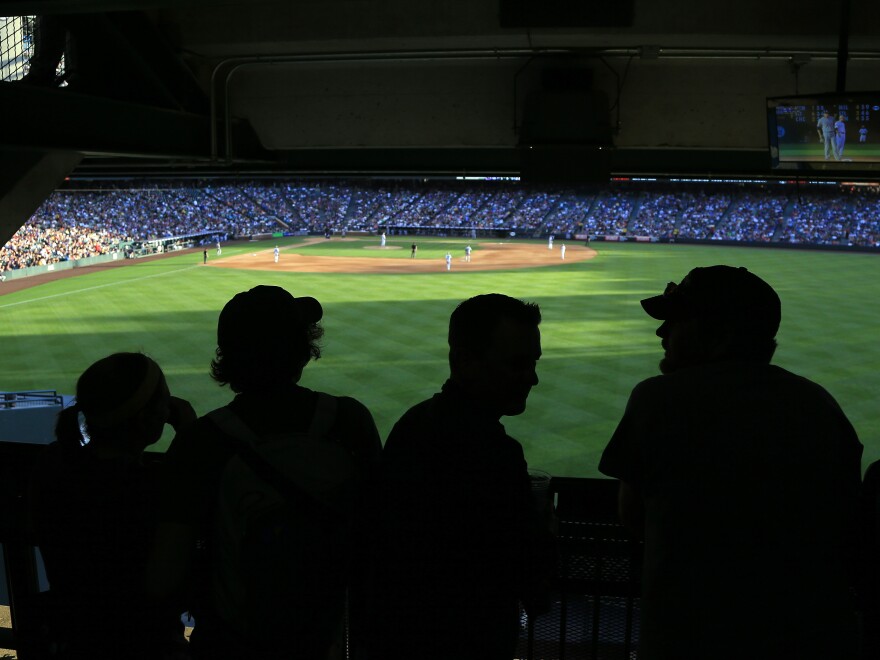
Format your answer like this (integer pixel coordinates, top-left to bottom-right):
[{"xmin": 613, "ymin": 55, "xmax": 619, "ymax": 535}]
[
  {"xmin": 0, "ymin": 15, "xmax": 65, "ymax": 84},
  {"xmin": 0, "ymin": 391, "xmax": 63, "ymax": 410},
  {"xmin": 0, "ymin": 15, "xmax": 34, "ymax": 82}
]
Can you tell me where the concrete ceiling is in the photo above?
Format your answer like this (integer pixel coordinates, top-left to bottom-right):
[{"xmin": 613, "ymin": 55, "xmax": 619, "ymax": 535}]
[
  {"xmin": 3, "ymin": 0, "xmax": 880, "ymax": 178},
  {"xmin": 7, "ymin": 0, "xmax": 879, "ymax": 64}
]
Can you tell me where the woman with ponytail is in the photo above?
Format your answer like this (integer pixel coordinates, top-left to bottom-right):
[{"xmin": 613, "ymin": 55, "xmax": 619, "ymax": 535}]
[{"xmin": 29, "ymin": 352, "xmax": 196, "ymax": 659}]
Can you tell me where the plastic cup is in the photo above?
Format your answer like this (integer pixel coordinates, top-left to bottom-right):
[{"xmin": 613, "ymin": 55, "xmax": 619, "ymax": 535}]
[{"xmin": 528, "ymin": 468, "xmax": 552, "ymax": 514}]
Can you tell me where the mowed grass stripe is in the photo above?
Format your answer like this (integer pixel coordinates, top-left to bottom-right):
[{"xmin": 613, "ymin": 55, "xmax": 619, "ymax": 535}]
[{"xmin": 0, "ymin": 239, "xmax": 877, "ymax": 476}]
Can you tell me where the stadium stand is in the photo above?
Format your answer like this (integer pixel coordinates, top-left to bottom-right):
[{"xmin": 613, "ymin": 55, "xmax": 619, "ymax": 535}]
[
  {"xmin": 2, "ymin": 2, "xmax": 878, "ymax": 658},
  {"xmin": 3, "ymin": 180, "xmax": 879, "ymax": 276}
]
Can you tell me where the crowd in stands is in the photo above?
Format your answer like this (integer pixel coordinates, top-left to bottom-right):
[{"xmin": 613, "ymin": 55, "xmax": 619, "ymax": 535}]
[
  {"xmin": 468, "ymin": 187, "xmax": 530, "ymax": 229},
  {"xmin": 676, "ymin": 190, "xmax": 733, "ymax": 240},
  {"xmin": 0, "ymin": 194, "xmax": 129, "ymax": 272},
  {"xmin": 714, "ymin": 190, "xmax": 789, "ymax": 242},
  {"xmin": 432, "ymin": 189, "xmax": 496, "ymax": 228},
  {"xmin": 2, "ymin": 179, "xmax": 879, "ymax": 274},
  {"xmin": 584, "ymin": 190, "xmax": 635, "ymax": 236},
  {"xmin": 540, "ymin": 192, "xmax": 597, "ymax": 237},
  {"xmin": 628, "ymin": 192, "xmax": 684, "ymax": 239}
]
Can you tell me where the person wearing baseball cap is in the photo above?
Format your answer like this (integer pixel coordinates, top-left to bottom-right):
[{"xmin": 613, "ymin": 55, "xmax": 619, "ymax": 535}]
[
  {"xmin": 599, "ymin": 265, "xmax": 862, "ymax": 659},
  {"xmin": 149, "ymin": 285, "xmax": 381, "ymax": 660},
  {"xmin": 639, "ymin": 265, "xmax": 781, "ymax": 374},
  {"xmin": 213, "ymin": 285, "xmax": 325, "ymax": 391}
]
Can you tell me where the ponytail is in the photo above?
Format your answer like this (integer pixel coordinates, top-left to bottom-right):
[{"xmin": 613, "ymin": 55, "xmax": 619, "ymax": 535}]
[
  {"xmin": 60, "ymin": 353, "xmax": 167, "ymax": 450},
  {"xmin": 55, "ymin": 403, "xmax": 85, "ymax": 450}
]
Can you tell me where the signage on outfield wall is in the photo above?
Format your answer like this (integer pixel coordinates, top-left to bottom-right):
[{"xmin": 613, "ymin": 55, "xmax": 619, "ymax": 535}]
[{"xmin": 579, "ymin": 234, "xmax": 656, "ymax": 243}]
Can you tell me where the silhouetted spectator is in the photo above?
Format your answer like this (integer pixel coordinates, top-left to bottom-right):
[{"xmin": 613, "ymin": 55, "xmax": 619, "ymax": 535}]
[
  {"xmin": 361, "ymin": 293, "xmax": 554, "ymax": 660},
  {"xmin": 859, "ymin": 459, "xmax": 880, "ymax": 658},
  {"xmin": 599, "ymin": 266, "xmax": 863, "ymax": 660},
  {"xmin": 29, "ymin": 352, "xmax": 195, "ymax": 659},
  {"xmin": 148, "ymin": 285, "xmax": 381, "ymax": 660}
]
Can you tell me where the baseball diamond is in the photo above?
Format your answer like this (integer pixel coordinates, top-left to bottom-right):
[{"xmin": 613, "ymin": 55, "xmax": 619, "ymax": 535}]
[
  {"xmin": 0, "ymin": 237, "xmax": 876, "ymax": 479},
  {"xmin": 211, "ymin": 238, "xmax": 597, "ymax": 274}
]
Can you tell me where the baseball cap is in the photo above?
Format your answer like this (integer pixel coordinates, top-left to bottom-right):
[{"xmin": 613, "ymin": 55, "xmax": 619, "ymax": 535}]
[
  {"xmin": 640, "ymin": 265, "xmax": 781, "ymax": 337},
  {"xmin": 217, "ymin": 285, "xmax": 323, "ymax": 349}
]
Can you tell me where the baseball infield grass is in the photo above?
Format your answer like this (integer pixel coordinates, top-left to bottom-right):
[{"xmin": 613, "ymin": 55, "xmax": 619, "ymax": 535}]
[{"xmin": 0, "ymin": 237, "xmax": 877, "ymax": 478}]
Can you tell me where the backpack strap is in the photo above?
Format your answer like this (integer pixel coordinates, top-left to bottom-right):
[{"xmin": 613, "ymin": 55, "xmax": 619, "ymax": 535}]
[
  {"xmin": 208, "ymin": 407, "xmax": 262, "ymax": 448},
  {"xmin": 209, "ymin": 393, "xmax": 338, "ymax": 446},
  {"xmin": 207, "ymin": 396, "xmax": 344, "ymax": 523}
]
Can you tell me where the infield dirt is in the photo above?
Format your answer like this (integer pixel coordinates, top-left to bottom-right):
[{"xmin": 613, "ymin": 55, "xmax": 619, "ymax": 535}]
[
  {"xmin": 0, "ymin": 239, "xmax": 597, "ymax": 297},
  {"xmin": 211, "ymin": 239, "xmax": 597, "ymax": 275}
]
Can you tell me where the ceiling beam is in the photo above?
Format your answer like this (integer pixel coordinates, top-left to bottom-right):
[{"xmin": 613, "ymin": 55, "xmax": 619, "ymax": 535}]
[
  {"xmin": 0, "ymin": 82, "xmax": 267, "ymax": 161},
  {"xmin": 0, "ymin": 149, "xmax": 81, "ymax": 246}
]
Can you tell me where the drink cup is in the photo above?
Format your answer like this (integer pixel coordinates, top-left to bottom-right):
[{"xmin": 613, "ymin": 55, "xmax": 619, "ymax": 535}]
[{"xmin": 528, "ymin": 468, "xmax": 552, "ymax": 515}]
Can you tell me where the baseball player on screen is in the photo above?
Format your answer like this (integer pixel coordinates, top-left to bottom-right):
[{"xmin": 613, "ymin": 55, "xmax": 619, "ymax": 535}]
[
  {"xmin": 816, "ymin": 110, "xmax": 840, "ymax": 161},
  {"xmin": 834, "ymin": 114, "xmax": 846, "ymax": 158}
]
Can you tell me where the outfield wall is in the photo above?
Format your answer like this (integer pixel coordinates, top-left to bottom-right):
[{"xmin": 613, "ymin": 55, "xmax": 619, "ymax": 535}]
[
  {"xmin": 660, "ymin": 237, "xmax": 880, "ymax": 254},
  {"xmin": 595, "ymin": 235, "xmax": 880, "ymax": 254},
  {"xmin": 334, "ymin": 226, "xmax": 880, "ymax": 254},
  {"xmin": 1, "ymin": 250, "xmax": 124, "ymax": 281}
]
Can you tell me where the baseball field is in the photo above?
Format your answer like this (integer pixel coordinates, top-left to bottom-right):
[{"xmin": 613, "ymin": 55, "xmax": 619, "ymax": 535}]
[
  {"xmin": 778, "ymin": 143, "xmax": 880, "ymax": 162},
  {"xmin": 0, "ymin": 235, "xmax": 876, "ymax": 478}
]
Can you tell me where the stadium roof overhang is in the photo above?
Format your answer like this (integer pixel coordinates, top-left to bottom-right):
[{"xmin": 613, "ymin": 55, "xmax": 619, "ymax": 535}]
[{"xmin": 0, "ymin": 0, "xmax": 879, "ymax": 181}]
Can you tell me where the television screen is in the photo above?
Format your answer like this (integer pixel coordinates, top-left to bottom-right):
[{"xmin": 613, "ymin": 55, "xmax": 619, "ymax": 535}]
[{"xmin": 768, "ymin": 92, "xmax": 880, "ymax": 172}]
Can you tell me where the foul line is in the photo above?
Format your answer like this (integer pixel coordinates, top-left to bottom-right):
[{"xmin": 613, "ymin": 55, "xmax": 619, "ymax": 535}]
[{"xmin": 0, "ymin": 264, "xmax": 201, "ymax": 310}]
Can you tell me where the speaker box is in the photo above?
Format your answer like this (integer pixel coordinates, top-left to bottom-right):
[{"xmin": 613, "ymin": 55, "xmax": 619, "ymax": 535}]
[
  {"xmin": 519, "ymin": 145, "xmax": 613, "ymax": 183},
  {"xmin": 520, "ymin": 89, "xmax": 613, "ymax": 146},
  {"xmin": 500, "ymin": 0, "xmax": 635, "ymax": 28}
]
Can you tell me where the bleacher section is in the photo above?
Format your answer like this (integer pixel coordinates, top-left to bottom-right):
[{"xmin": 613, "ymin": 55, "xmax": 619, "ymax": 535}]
[{"xmin": 2, "ymin": 180, "xmax": 879, "ymax": 277}]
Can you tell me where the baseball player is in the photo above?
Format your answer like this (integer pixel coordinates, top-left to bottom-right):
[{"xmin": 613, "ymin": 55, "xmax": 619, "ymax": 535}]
[
  {"xmin": 216, "ymin": 241, "xmax": 222, "ymax": 256},
  {"xmin": 445, "ymin": 252, "xmax": 452, "ymax": 271},
  {"xmin": 835, "ymin": 115, "xmax": 846, "ymax": 157},
  {"xmin": 273, "ymin": 246, "xmax": 280, "ymax": 263},
  {"xmin": 860, "ymin": 126, "xmax": 868, "ymax": 143},
  {"xmin": 464, "ymin": 245, "xmax": 472, "ymax": 262},
  {"xmin": 816, "ymin": 110, "xmax": 840, "ymax": 161},
  {"xmin": 380, "ymin": 232, "xmax": 386, "ymax": 247},
  {"xmin": 560, "ymin": 243, "xmax": 566, "ymax": 260},
  {"xmin": 548, "ymin": 235, "xmax": 554, "ymax": 250}
]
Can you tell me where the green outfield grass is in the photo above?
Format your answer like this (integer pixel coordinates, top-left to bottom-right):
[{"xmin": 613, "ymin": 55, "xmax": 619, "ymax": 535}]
[
  {"xmin": 779, "ymin": 142, "xmax": 880, "ymax": 161},
  {"xmin": 0, "ymin": 237, "xmax": 877, "ymax": 478}
]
